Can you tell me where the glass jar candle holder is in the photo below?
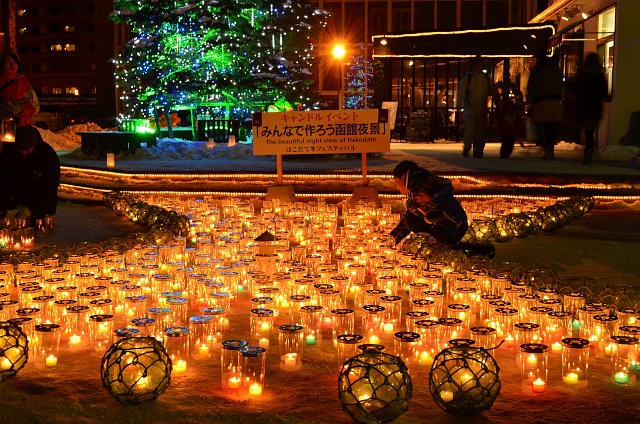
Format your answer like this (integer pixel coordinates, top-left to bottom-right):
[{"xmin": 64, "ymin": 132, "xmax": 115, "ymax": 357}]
[
  {"xmin": 336, "ymin": 333, "xmax": 364, "ymax": 368},
  {"xmin": 363, "ymin": 289, "xmax": 386, "ymax": 307},
  {"xmin": 393, "ymin": 331, "xmax": 421, "ymax": 371},
  {"xmin": 240, "ymin": 345, "xmax": 267, "ymax": 396},
  {"xmin": 520, "ymin": 343, "xmax": 548, "ymax": 394},
  {"xmin": 494, "ymin": 307, "xmax": 519, "ymax": 348},
  {"xmin": 546, "ymin": 311, "xmax": 573, "ymax": 354},
  {"xmin": 221, "ymin": 339, "xmax": 248, "ymax": 390},
  {"xmin": 188, "ymin": 315, "xmax": 215, "ymax": 360},
  {"xmin": 561, "ymin": 338, "xmax": 590, "ymax": 388},
  {"xmin": 616, "ymin": 308, "xmax": 639, "ymax": 327},
  {"xmin": 447, "ymin": 303, "xmax": 472, "ymax": 328},
  {"xmin": 470, "ymin": 326, "xmax": 498, "ymax": 350},
  {"xmin": 377, "ymin": 275, "xmax": 399, "ymax": 296},
  {"xmin": 478, "ymin": 294, "xmax": 502, "ymax": 326},
  {"xmin": 166, "ymin": 296, "xmax": 190, "ymax": 327},
  {"xmin": 563, "ymin": 291, "xmax": 586, "ymax": 319},
  {"xmin": 33, "ymin": 323, "xmax": 61, "ymax": 369},
  {"xmin": 288, "ymin": 294, "xmax": 311, "ymax": 325},
  {"xmin": 89, "ymin": 314, "xmax": 114, "ymax": 351},
  {"xmin": 410, "ymin": 299, "xmax": 436, "ymax": 315},
  {"xmin": 300, "ymin": 305, "xmax": 323, "ymax": 346},
  {"xmin": 164, "ymin": 326, "xmax": 190, "ymax": 373},
  {"xmin": 414, "ymin": 319, "xmax": 440, "ymax": 365},
  {"xmin": 437, "ymin": 317, "xmax": 465, "ymax": 350},
  {"xmin": 424, "ymin": 290, "xmax": 445, "ymax": 317},
  {"xmin": 610, "ymin": 335, "xmax": 638, "ymax": 386},
  {"xmin": 249, "ymin": 308, "xmax": 274, "ymax": 347},
  {"xmin": 590, "ymin": 314, "xmax": 619, "ymax": 359},
  {"xmin": 361, "ymin": 304, "xmax": 385, "ymax": 345},
  {"xmin": 331, "ymin": 308, "xmax": 355, "ymax": 341},
  {"xmin": 408, "ymin": 281, "xmax": 430, "ymax": 303},
  {"xmin": 423, "ymin": 272, "xmax": 443, "ymax": 292},
  {"xmin": 66, "ymin": 305, "xmax": 91, "ymax": 349},
  {"xmin": 405, "ymin": 311, "xmax": 431, "ymax": 332},
  {"xmin": 514, "ymin": 322, "xmax": 543, "ymax": 345},
  {"xmin": 278, "ymin": 324, "xmax": 304, "ymax": 371}
]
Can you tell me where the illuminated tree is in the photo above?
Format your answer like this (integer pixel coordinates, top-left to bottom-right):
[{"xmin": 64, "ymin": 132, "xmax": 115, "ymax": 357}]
[
  {"xmin": 344, "ymin": 44, "xmax": 383, "ymax": 110},
  {"xmin": 110, "ymin": 1, "xmax": 328, "ymax": 123}
]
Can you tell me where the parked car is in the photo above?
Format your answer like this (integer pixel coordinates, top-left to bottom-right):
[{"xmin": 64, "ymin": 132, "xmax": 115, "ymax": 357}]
[{"xmin": 33, "ymin": 105, "xmax": 69, "ymax": 131}]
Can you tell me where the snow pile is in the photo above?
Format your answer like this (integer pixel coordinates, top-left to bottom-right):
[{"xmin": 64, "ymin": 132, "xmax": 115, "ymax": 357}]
[
  {"xmin": 133, "ymin": 139, "xmax": 255, "ymax": 161},
  {"xmin": 39, "ymin": 122, "xmax": 106, "ymax": 151}
]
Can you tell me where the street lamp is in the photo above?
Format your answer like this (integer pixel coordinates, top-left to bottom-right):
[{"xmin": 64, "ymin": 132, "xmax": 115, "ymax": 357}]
[{"xmin": 332, "ymin": 44, "xmax": 346, "ymax": 110}]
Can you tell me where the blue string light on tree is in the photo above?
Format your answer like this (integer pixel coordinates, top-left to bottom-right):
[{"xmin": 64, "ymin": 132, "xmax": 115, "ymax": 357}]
[{"xmin": 338, "ymin": 350, "xmax": 412, "ymax": 424}]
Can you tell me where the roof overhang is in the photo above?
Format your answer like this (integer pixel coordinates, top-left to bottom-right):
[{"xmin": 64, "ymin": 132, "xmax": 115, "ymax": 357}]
[{"xmin": 372, "ymin": 24, "xmax": 556, "ymax": 59}]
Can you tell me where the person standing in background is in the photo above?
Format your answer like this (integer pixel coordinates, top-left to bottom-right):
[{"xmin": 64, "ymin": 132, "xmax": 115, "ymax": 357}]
[
  {"xmin": 0, "ymin": 51, "xmax": 39, "ymax": 127},
  {"xmin": 457, "ymin": 56, "xmax": 491, "ymax": 158},
  {"xmin": 527, "ymin": 53, "xmax": 563, "ymax": 160},
  {"xmin": 495, "ymin": 81, "xmax": 525, "ymax": 159},
  {"xmin": 569, "ymin": 52, "xmax": 608, "ymax": 165}
]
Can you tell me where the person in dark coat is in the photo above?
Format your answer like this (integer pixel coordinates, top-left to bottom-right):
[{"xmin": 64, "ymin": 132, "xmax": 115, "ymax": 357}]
[
  {"xmin": 0, "ymin": 125, "xmax": 60, "ymax": 225},
  {"xmin": 495, "ymin": 81, "xmax": 525, "ymax": 159},
  {"xmin": 390, "ymin": 160, "xmax": 468, "ymax": 246},
  {"xmin": 570, "ymin": 52, "xmax": 608, "ymax": 164},
  {"xmin": 527, "ymin": 53, "xmax": 563, "ymax": 160}
]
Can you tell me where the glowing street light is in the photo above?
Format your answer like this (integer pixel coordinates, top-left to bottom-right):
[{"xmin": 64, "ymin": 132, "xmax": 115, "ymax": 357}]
[{"xmin": 332, "ymin": 44, "xmax": 347, "ymax": 110}]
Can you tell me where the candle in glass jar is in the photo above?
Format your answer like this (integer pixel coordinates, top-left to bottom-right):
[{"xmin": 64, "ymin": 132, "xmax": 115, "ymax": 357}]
[
  {"xmin": 198, "ymin": 344, "xmax": 210, "ymax": 358},
  {"xmin": 551, "ymin": 341, "xmax": 563, "ymax": 354},
  {"xmin": 614, "ymin": 371, "xmax": 629, "ymax": 385},
  {"xmin": 562, "ymin": 372, "xmax": 579, "ymax": 385},
  {"xmin": 369, "ymin": 335, "xmax": 380, "ymax": 344},
  {"xmin": 526, "ymin": 353, "xmax": 538, "ymax": 368},
  {"xmin": 283, "ymin": 353, "xmax": 297, "ymax": 368},
  {"xmin": 383, "ymin": 322, "xmax": 394, "ymax": 333},
  {"xmin": 532, "ymin": 378, "xmax": 546, "ymax": 393},
  {"xmin": 604, "ymin": 343, "xmax": 617, "ymax": 357},
  {"xmin": 45, "ymin": 354, "xmax": 58, "ymax": 368},
  {"xmin": 258, "ymin": 337, "xmax": 269, "ymax": 349},
  {"xmin": 69, "ymin": 334, "xmax": 82, "ymax": 345},
  {"xmin": 173, "ymin": 359, "xmax": 187, "ymax": 372},
  {"xmin": 249, "ymin": 382, "xmax": 263, "ymax": 396},
  {"xmin": 227, "ymin": 376, "xmax": 241, "ymax": 389}
]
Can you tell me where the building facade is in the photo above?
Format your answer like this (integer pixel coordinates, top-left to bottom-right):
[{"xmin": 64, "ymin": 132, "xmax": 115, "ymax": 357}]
[{"xmin": 4, "ymin": 0, "xmax": 122, "ymax": 119}]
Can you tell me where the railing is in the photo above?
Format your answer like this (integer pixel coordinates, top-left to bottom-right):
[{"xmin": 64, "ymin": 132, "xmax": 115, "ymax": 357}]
[{"xmin": 197, "ymin": 119, "xmax": 240, "ymax": 143}]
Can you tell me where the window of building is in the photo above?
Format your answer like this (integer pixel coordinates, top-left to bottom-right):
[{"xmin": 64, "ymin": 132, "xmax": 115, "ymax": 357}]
[
  {"xmin": 64, "ymin": 44, "xmax": 76, "ymax": 52},
  {"xmin": 49, "ymin": 25, "xmax": 62, "ymax": 33},
  {"xmin": 41, "ymin": 86, "xmax": 49, "ymax": 95},
  {"xmin": 32, "ymin": 64, "xmax": 41, "ymax": 72},
  {"xmin": 50, "ymin": 44, "xmax": 63, "ymax": 52},
  {"xmin": 18, "ymin": 46, "xmax": 28, "ymax": 54},
  {"xmin": 17, "ymin": 9, "xmax": 27, "ymax": 17},
  {"xmin": 392, "ymin": 6, "xmax": 410, "ymax": 33},
  {"xmin": 66, "ymin": 87, "xmax": 80, "ymax": 96},
  {"xmin": 597, "ymin": 7, "xmax": 616, "ymax": 95},
  {"xmin": 52, "ymin": 87, "xmax": 63, "ymax": 95},
  {"xmin": 31, "ymin": 45, "xmax": 40, "ymax": 53},
  {"xmin": 18, "ymin": 28, "xmax": 28, "ymax": 35},
  {"xmin": 49, "ymin": 6, "xmax": 62, "ymax": 14},
  {"xmin": 91, "ymin": 64, "xmax": 96, "ymax": 71},
  {"xmin": 64, "ymin": 25, "xmax": 75, "ymax": 33}
]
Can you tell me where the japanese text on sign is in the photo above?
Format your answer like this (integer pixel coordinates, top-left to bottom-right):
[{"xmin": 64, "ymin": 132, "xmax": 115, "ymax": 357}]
[{"xmin": 252, "ymin": 110, "xmax": 390, "ymax": 156}]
